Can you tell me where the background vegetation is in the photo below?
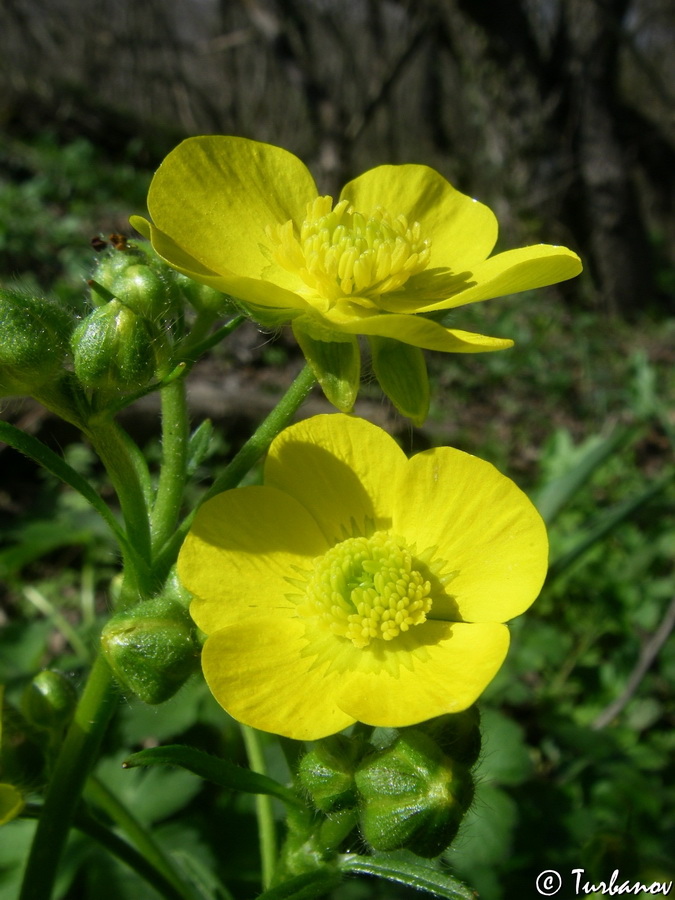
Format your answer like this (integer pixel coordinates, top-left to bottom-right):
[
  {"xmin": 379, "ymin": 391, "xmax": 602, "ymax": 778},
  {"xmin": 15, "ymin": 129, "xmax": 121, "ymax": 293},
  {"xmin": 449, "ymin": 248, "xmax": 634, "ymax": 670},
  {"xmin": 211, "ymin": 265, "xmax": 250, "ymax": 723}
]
[{"xmin": 1, "ymin": 0, "xmax": 674, "ymax": 898}]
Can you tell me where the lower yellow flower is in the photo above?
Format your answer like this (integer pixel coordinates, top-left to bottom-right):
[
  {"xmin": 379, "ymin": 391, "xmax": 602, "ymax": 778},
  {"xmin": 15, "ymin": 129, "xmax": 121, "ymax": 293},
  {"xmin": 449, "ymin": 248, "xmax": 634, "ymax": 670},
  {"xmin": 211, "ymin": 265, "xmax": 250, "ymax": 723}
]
[{"xmin": 178, "ymin": 415, "xmax": 548, "ymax": 740}]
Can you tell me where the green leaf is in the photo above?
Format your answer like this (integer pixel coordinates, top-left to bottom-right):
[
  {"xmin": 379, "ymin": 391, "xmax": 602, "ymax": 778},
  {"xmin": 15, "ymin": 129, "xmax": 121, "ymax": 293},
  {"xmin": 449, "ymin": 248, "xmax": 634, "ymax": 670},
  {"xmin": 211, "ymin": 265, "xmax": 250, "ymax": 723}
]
[
  {"xmin": 547, "ymin": 469, "xmax": 674, "ymax": 582},
  {"xmin": 186, "ymin": 420, "xmax": 214, "ymax": 477},
  {"xmin": 0, "ymin": 419, "xmax": 135, "ymax": 562},
  {"xmin": 534, "ymin": 424, "xmax": 639, "ymax": 524},
  {"xmin": 339, "ymin": 853, "xmax": 475, "ymax": 899},
  {"xmin": 257, "ymin": 870, "xmax": 342, "ymax": 900},
  {"xmin": 123, "ymin": 744, "xmax": 303, "ymax": 809}
]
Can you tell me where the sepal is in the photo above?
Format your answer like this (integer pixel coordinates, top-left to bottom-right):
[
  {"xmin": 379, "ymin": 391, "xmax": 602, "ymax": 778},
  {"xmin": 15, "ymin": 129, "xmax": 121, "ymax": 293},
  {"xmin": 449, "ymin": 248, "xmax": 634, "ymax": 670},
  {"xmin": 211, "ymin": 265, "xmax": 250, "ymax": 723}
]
[
  {"xmin": 292, "ymin": 317, "xmax": 360, "ymax": 412},
  {"xmin": 354, "ymin": 728, "xmax": 475, "ymax": 858},
  {"xmin": 368, "ymin": 335, "xmax": 430, "ymax": 425}
]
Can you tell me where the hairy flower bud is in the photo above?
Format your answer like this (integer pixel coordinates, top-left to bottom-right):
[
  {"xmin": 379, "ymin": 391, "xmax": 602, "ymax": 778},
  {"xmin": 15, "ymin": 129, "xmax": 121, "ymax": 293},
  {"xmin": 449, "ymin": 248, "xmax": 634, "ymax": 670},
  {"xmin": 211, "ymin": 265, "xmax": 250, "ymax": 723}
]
[
  {"xmin": 110, "ymin": 264, "xmax": 179, "ymax": 321},
  {"xmin": 72, "ymin": 300, "xmax": 159, "ymax": 393},
  {"xmin": 0, "ymin": 288, "xmax": 72, "ymax": 396},
  {"xmin": 101, "ymin": 596, "xmax": 200, "ymax": 704},
  {"xmin": 354, "ymin": 728, "xmax": 475, "ymax": 858},
  {"xmin": 298, "ymin": 734, "xmax": 365, "ymax": 813},
  {"xmin": 21, "ymin": 670, "xmax": 77, "ymax": 734}
]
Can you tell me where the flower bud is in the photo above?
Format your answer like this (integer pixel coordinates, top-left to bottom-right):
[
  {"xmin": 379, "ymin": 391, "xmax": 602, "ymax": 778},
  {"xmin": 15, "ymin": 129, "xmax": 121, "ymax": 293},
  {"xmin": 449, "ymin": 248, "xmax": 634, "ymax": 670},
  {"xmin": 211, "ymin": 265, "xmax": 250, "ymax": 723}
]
[
  {"xmin": 298, "ymin": 734, "xmax": 365, "ymax": 813},
  {"xmin": 174, "ymin": 274, "xmax": 236, "ymax": 316},
  {"xmin": 0, "ymin": 288, "xmax": 72, "ymax": 396},
  {"xmin": 354, "ymin": 729, "xmax": 475, "ymax": 858},
  {"xmin": 21, "ymin": 670, "xmax": 77, "ymax": 734},
  {"xmin": 72, "ymin": 300, "xmax": 159, "ymax": 393},
  {"xmin": 91, "ymin": 246, "xmax": 146, "ymax": 302},
  {"xmin": 111, "ymin": 264, "xmax": 180, "ymax": 321},
  {"xmin": 101, "ymin": 596, "xmax": 200, "ymax": 704},
  {"xmin": 416, "ymin": 706, "xmax": 482, "ymax": 767}
]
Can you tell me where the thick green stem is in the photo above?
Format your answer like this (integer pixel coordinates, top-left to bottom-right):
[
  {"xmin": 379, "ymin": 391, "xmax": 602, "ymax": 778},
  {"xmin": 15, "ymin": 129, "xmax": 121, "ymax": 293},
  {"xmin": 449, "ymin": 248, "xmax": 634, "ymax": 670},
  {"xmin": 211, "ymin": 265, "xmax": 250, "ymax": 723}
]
[
  {"xmin": 242, "ymin": 725, "xmax": 277, "ymax": 890},
  {"xmin": 151, "ymin": 378, "xmax": 190, "ymax": 556},
  {"xmin": 87, "ymin": 418, "xmax": 153, "ymax": 598},
  {"xmin": 19, "ymin": 655, "xmax": 118, "ymax": 900},
  {"xmin": 152, "ymin": 363, "xmax": 317, "ymax": 583}
]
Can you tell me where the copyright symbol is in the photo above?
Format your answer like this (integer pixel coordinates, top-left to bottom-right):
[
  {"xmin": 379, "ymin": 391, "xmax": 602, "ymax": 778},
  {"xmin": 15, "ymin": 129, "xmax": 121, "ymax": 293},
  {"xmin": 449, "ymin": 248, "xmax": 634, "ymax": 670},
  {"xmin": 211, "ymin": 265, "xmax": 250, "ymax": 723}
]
[{"xmin": 536, "ymin": 870, "xmax": 562, "ymax": 895}]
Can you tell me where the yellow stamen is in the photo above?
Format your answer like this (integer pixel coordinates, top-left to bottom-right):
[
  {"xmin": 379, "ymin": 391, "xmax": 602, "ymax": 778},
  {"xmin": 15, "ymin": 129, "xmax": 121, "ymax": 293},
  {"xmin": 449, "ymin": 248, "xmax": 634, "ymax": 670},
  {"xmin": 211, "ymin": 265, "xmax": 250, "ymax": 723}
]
[
  {"xmin": 299, "ymin": 532, "xmax": 433, "ymax": 648},
  {"xmin": 267, "ymin": 197, "xmax": 431, "ymax": 305}
]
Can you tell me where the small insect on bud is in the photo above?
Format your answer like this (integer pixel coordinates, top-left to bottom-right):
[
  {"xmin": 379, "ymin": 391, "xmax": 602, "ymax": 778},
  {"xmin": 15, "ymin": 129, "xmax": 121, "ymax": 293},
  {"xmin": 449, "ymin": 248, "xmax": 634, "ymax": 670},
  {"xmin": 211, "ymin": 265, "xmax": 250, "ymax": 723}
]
[
  {"xmin": 101, "ymin": 596, "xmax": 201, "ymax": 705},
  {"xmin": 354, "ymin": 728, "xmax": 475, "ymax": 858},
  {"xmin": 0, "ymin": 288, "xmax": 73, "ymax": 397}
]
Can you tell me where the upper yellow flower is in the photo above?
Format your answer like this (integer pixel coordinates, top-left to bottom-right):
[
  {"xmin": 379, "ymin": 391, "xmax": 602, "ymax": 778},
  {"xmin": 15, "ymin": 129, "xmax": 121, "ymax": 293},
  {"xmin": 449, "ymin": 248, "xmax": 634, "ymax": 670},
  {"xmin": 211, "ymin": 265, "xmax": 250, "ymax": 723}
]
[
  {"xmin": 131, "ymin": 136, "xmax": 582, "ymax": 422},
  {"xmin": 177, "ymin": 414, "xmax": 548, "ymax": 741}
]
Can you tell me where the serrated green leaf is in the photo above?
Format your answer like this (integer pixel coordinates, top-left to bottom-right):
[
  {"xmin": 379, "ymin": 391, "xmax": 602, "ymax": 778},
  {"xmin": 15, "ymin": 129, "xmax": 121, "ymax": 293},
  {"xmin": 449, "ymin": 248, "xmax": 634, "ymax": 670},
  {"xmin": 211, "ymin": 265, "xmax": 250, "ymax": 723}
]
[{"xmin": 339, "ymin": 853, "xmax": 475, "ymax": 899}]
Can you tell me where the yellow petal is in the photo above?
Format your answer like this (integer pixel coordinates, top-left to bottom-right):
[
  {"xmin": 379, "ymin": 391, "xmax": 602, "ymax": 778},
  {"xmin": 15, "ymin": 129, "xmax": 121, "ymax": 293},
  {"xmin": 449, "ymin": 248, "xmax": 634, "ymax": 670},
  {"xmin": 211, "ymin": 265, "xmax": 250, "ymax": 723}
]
[
  {"xmin": 201, "ymin": 619, "xmax": 355, "ymax": 740},
  {"xmin": 385, "ymin": 244, "xmax": 583, "ymax": 314},
  {"xmin": 393, "ymin": 448, "xmax": 548, "ymax": 623},
  {"xmin": 321, "ymin": 309, "xmax": 513, "ymax": 353},
  {"xmin": 148, "ymin": 136, "xmax": 318, "ymax": 284},
  {"xmin": 337, "ymin": 621, "xmax": 509, "ymax": 726},
  {"xmin": 178, "ymin": 486, "xmax": 329, "ymax": 635},
  {"xmin": 264, "ymin": 414, "xmax": 407, "ymax": 543},
  {"xmin": 340, "ymin": 164, "xmax": 498, "ymax": 271},
  {"xmin": 131, "ymin": 214, "xmax": 310, "ymax": 313}
]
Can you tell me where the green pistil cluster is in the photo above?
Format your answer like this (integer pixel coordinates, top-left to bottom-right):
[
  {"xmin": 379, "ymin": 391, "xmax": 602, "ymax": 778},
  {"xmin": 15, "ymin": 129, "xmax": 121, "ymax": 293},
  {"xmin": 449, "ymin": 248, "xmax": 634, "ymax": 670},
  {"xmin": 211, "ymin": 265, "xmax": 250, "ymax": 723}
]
[
  {"xmin": 269, "ymin": 196, "xmax": 431, "ymax": 304},
  {"xmin": 301, "ymin": 531, "xmax": 433, "ymax": 648}
]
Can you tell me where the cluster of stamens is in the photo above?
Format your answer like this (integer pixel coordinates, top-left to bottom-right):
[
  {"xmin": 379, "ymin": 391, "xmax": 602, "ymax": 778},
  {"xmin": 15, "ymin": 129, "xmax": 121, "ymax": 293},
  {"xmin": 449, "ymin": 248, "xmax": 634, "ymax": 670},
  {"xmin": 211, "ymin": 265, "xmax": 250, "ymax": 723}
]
[
  {"xmin": 300, "ymin": 532, "xmax": 433, "ymax": 648},
  {"xmin": 267, "ymin": 196, "xmax": 431, "ymax": 304}
]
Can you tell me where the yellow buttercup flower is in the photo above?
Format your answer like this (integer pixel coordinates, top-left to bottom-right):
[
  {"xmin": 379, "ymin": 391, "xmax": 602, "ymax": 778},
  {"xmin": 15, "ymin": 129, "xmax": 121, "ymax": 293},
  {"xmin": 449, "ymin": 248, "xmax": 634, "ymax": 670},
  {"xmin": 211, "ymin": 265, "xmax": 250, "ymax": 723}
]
[
  {"xmin": 178, "ymin": 414, "xmax": 548, "ymax": 741},
  {"xmin": 131, "ymin": 136, "xmax": 582, "ymax": 422}
]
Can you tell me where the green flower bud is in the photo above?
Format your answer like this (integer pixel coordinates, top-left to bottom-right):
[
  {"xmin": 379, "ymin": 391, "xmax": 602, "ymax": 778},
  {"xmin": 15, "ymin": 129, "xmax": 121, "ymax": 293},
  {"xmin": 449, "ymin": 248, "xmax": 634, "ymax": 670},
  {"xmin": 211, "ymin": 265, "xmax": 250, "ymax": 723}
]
[
  {"xmin": 72, "ymin": 300, "xmax": 159, "ymax": 393},
  {"xmin": 111, "ymin": 264, "xmax": 178, "ymax": 321},
  {"xmin": 21, "ymin": 670, "xmax": 77, "ymax": 734},
  {"xmin": 174, "ymin": 274, "xmax": 236, "ymax": 316},
  {"xmin": 298, "ymin": 734, "xmax": 365, "ymax": 813},
  {"xmin": 101, "ymin": 596, "xmax": 200, "ymax": 704},
  {"xmin": 91, "ymin": 246, "xmax": 146, "ymax": 302},
  {"xmin": 417, "ymin": 707, "xmax": 482, "ymax": 768},
  {"xmin": 0, "ymin": 288, "xmax": 72, "ymax": 396},
  {"xmin": 354, "ymin": 729, "xmax": 474, "ymax": 858}
]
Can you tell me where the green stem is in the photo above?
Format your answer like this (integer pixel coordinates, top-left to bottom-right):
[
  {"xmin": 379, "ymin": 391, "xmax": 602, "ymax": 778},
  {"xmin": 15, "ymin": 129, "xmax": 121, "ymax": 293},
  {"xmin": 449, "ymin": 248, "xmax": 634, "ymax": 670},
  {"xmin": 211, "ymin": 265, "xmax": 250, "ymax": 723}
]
[
  {"xmin": 85, "ymin": 776, "xmax": 202, "ymax": 900},
  {"xmin": 179, "ymin": 314, "xmax": 246, "ymax": 361},
  {"xmin": 242, "ymin": 725, "xmax": 277, "ymax": 890},
  {"xmin": 86, "ymin": 418, "xmax": 153, "ymax": 597},
  {"xmin": 204, "ymin": 363, "xmax": 316, "ymax": 502},
  {"xmin": 151, "ymin": 378, "xmax": 190, "ymax": 556},
  {"xmin": 19, "ymin": 655, "xmax": 118, "ymax": 900},
  {"xmin": 152, "ymin": 363, "xmax": 317, "ymax": 583}
]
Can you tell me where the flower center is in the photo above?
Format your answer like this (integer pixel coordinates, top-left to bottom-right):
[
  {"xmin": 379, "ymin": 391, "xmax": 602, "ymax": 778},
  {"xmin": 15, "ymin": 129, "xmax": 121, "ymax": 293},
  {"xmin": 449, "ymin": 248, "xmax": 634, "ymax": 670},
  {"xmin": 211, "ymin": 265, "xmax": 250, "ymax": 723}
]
[
  {"xmin": 267, "ymin": 196, "xmax": 431, "ymax": 304},
  {"xmin": 299, "ymin": 531, "xmax": 433, "ymax": 648}
]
